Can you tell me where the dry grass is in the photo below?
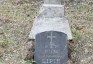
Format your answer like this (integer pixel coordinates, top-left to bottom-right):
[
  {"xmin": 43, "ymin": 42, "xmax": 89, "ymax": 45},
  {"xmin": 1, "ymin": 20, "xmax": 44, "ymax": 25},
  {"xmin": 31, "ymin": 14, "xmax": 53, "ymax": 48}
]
[
  {"xmin": 0, "ymin": 0, "xmax": 93, "ymax": 64},
  {"xmin": 0, "ymin": 0, "xmax": 42, "ymax": 64},
  {"xmin": 66, "ymin": 0, "xmax": 93, "ymax": 64}
]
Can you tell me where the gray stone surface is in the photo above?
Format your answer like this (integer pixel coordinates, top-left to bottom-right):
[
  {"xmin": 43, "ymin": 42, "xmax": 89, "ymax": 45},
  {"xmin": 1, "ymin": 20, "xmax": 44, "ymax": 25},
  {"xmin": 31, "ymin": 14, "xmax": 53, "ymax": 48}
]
[
  {"xmin": 38, "ymin": 4, "xmax": 64, "ymax": 18},
  {"xmin": 44, "ymin": 0, "xmax": 62, "ymax": 4},
  {"xmin": 35, "ymin": 31, "xmax": 68, "ymax": 64},
  {"xmin": 29, "ymin": 2, "xmax": 72, "ymax": 40},
  {"xmin": 0, "ymin": 0, "xmax": 3, "ymax": 7},
  {"xmin": 29, "ymin": 17, "xmax": 72, "ymax": 40}
]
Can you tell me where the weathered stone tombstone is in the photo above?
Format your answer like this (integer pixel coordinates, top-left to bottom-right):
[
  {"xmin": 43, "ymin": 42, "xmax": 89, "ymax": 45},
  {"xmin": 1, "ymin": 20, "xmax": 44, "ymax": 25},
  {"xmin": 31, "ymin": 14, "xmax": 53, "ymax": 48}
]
[
  {"xmin": 28, "ymin": 0, "xmax": 73, "ymax": 64},
  {"xmin": 29, "ymin": 0, "xmax": 72, "ymax": 40},
  {"xmin": 35, "ymin": 31, "xmax": 68, "ymax": 64}
]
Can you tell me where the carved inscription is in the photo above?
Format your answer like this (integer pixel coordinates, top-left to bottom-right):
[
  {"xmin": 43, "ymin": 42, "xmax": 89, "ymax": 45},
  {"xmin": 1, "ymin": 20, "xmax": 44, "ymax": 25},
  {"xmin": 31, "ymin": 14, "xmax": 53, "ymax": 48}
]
[
  {"xmin": 35, "ymin": 31, "xmax": 68, "ymax": 64},
  {"xmin": 47, "ymin": 31, "xmax": 56, "ymax": 48},
  {"xmin": 42, "ymin": 59, "xmax": 60, "ymax": 64},
  {"xmin": 41, "ymin": 32, "xmax": 62, "ymax": 64}
]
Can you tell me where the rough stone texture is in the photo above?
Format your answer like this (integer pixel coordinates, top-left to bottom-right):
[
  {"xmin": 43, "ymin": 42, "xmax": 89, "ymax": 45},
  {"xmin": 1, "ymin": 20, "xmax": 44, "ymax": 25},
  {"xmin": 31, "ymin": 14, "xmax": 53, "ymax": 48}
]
[
  {"xmin": 35, "ymin": 31, "xmax": 68, "ymax": 64},
  {"xmin": 38, "ymin": 4, "xmax": 64, "ymax": 18},
  {"xmin": 29, "ymin": 17, "xmax": 72, "ymax": 40},
  {"xmin": 29, "ymin": 1, "xmax": 72, "ymax": 40},
  {"xmin": 44, "ymin": 0, "xmax": 62, "ymax": 4}
]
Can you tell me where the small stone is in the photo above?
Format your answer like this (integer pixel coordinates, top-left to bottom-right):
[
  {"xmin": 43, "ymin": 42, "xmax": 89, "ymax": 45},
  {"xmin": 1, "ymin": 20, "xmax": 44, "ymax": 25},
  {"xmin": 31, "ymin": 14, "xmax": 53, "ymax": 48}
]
[
  {"xmin": 0, "ymin": 51, "xmax": 3, "ymax": 57},
  {"xmin": 24, "ymin": 49, "xmax": 34, "ymax": 60},
  {"xmin": 0, "ymin": 27, "xmax": 4, "ymax": 35},
  {"xmin": 24, "ymin": 40, "xmax": 35, "ymax": 60}
]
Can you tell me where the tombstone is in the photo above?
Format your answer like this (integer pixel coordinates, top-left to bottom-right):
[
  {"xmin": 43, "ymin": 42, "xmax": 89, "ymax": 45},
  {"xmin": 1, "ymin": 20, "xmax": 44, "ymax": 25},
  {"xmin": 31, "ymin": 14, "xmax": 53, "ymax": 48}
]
[
  {"xmin": 28, "ymin": 0, "xmax": 72, "ymax": 63},
  {"xmin": 29, "ymin": 0, "xmax": 72, "ymax": 40},
  {"xmin": 34, "ymin": 31, "xmax": 68, "ymax": 64}
]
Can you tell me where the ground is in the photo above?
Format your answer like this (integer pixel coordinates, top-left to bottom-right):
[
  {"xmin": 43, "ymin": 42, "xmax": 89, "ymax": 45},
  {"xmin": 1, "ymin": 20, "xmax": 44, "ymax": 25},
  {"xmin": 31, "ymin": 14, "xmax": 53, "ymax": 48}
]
[
  {"xmin": 0, "ymin": 0, "xmax": 93, "ymax": 64},
  {"xmin": 66, "ymin": 0, "xmax": 93, "ymax": 64}
]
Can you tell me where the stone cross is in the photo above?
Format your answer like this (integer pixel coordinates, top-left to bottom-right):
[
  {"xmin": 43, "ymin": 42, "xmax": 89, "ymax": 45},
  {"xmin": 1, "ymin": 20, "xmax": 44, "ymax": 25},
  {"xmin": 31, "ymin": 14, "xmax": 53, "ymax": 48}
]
[{"xmin": 47, "ymin": 32, "xmax": 56, "ymax": 48}]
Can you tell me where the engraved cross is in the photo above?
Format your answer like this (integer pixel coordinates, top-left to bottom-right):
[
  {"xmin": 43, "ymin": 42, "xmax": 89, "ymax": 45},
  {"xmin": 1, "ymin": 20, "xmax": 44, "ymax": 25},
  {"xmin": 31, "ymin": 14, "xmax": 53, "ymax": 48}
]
[{"xmin": 47, "ymin": 32, "xmax": 56, "ymax": 48}]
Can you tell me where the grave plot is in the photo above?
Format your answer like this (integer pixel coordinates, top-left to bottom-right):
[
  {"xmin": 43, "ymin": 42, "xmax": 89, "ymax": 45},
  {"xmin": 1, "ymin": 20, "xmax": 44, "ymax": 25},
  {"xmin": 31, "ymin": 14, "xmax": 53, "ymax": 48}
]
[{"xmin": 35, "ymin": 31, "xmax": 68, "ymax": 64}]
